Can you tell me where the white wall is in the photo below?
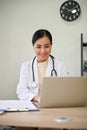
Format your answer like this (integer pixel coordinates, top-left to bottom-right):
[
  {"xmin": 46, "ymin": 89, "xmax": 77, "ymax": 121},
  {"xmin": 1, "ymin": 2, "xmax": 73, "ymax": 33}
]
[{"xmin": 0, "ymin": 0, "xmax": 87, "ymax": 99}]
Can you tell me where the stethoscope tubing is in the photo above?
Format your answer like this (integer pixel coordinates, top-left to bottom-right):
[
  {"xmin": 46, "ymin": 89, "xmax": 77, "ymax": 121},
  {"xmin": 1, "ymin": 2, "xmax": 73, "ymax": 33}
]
[{"xmin": 32, "ymin": 55, "xmax": 57, "ymax": 83}]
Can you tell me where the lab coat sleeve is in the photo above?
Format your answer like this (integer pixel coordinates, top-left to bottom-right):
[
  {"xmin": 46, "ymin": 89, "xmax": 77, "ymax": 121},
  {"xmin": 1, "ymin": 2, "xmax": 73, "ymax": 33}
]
[
  {"xmin": 56, "ymin": 60, "xmax": 68, "ymax": 77},
  {"xmin": 16, "ymin": 62, "xmax": 36, "ymax": 101}
]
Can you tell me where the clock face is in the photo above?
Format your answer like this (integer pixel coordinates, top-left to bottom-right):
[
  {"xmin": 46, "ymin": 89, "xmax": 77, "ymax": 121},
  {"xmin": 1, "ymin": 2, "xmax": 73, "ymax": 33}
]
[{"xmin": 60, "ymin": 0, "xmax": 81, "ymax": 22}]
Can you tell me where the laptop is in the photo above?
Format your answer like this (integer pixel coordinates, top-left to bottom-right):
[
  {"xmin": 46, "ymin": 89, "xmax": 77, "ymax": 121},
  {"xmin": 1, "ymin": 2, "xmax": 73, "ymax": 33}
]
[
  {"xmin": 40, "ymin": 77, "xmax": 87, "ymax": 108},
  {"xmin": 0, "ymin": 77, "xmax": 87, "ymax": 111}
]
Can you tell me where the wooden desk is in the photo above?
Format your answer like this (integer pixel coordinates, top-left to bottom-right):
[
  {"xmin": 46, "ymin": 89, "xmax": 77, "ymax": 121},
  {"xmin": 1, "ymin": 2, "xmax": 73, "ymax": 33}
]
[{"xmin": 0, "ymin": 107, "xmax": 87, "ymax": 129}]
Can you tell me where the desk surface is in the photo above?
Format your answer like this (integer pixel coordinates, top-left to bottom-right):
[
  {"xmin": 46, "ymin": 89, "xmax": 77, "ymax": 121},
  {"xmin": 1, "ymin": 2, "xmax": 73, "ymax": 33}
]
[{"xmin": 0, "ymin": 107, "xmax": 87, "ymax": 129}]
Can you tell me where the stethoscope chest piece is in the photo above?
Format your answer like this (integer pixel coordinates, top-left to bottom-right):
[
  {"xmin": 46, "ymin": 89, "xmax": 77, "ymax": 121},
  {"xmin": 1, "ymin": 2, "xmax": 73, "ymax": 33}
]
[
  {"xmin": 31, "ymin": 55, "xmax": 57, "ymax": 88},
  {"xmin": 31, "ymin": 81, "xmax": 37, "ymax": 88}
]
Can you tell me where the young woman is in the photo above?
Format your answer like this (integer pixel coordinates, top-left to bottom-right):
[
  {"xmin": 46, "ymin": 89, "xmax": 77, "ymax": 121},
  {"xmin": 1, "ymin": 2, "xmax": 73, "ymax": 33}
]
[{"xmin": 16, "ymin": 29, "xmax": 68, "ymax": 102}]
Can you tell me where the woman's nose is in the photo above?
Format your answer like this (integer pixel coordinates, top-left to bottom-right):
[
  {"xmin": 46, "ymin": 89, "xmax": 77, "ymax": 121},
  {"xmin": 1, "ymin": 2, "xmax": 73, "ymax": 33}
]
[{"xmin": 41, "ymin": 48, "xmax": 45, "ymax": 53}]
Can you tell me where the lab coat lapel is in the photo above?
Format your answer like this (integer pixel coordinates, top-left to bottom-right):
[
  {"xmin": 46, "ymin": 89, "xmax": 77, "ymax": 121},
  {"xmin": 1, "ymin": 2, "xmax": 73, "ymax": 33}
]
[
  {"xmin": 34, "ymin": 57, "xmax": 38, "ymax": 84},
  {"xmin": 46, "ymin": 57, "xmax": 53, "ymax": 77}
]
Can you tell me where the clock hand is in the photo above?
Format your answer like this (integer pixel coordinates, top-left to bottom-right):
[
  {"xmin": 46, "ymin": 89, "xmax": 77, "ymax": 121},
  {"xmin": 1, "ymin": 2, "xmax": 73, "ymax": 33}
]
[
  {"xmin": 71, "ymin": 6, "xmax": 77, "ymax": 11},
  {"xmin": 71, "ymin": 6, "xmax": 78, "ymax": 13},
  {"xmin": 66, "ymin": 8, "xmax": 71, "ymax": 12},
  {"xmin": 66, "ymin": 6, "xmax": 77, "ymax": 14}
]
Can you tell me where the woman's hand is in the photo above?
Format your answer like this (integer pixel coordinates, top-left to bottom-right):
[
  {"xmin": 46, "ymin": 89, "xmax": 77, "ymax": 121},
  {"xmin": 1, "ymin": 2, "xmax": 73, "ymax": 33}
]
[{"xmin": 32, "ymin": 96, "xmax": 40, "ymax": 102}]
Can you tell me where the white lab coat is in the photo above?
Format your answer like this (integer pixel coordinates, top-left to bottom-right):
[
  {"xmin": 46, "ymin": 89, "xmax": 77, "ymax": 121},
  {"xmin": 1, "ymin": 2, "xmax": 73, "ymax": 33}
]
[{"xmin": 16, "ymin": 56, "xmax": 68, "ymax": 101}]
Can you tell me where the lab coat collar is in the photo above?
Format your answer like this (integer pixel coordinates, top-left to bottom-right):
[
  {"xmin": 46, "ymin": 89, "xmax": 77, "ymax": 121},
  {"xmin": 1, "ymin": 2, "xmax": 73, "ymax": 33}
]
[{"xmin": 34, "ymin": 56, "xmax": 53, "ymax": 78}]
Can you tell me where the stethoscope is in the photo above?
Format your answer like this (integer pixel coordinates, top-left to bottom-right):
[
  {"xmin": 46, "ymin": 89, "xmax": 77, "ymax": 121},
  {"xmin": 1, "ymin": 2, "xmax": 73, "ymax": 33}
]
[{"xmin": 31, "ymin": 55, "xmax": 57, "ymax": 88}]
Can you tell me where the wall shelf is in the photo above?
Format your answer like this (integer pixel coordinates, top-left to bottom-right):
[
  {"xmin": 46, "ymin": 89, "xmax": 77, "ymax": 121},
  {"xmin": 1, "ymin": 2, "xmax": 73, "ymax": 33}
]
[
  {"xmin": 81, "ymin": 33, "xmax": 87, "ymax": 76},
  {"xmin": 83, "ymin": 43, "xmax": 87, "ymax": 46}
]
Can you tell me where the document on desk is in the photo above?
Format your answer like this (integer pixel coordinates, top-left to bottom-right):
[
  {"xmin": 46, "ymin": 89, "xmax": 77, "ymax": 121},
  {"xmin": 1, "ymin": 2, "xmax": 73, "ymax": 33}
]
[{"xmin": 0, "ymin": 100, "xmax": 39, "ymax": 111}]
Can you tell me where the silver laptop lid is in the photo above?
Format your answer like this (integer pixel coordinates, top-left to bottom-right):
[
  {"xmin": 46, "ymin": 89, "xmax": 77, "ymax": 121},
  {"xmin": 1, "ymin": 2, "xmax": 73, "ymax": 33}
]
[{"xmin": 40, "ymin": 77, "xmax": 87, "ymax": 108}]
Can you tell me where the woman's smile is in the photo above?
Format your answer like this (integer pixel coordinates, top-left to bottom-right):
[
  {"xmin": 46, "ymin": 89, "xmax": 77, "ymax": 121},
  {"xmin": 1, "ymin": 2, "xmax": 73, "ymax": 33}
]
[{"xmin": 33, "ymin": 36, "xmax": 52, "ymax": 62}]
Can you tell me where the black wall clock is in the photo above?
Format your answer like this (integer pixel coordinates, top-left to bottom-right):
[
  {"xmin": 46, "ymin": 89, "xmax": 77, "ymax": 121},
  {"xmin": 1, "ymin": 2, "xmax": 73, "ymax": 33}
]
[{"xmin": 60, "ymin": 0, "xmax": 81, "ymax": 22}]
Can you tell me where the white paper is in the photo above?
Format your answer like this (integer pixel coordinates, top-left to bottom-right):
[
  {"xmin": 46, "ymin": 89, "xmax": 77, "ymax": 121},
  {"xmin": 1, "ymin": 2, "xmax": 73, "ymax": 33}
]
[{"xmin": 0, "ymin": 100, "xmax": 38, "ymax": 111}]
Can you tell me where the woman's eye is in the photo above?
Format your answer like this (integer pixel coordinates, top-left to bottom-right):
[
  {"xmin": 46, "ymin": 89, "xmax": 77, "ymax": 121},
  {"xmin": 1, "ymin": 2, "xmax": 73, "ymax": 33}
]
[
  {"xmin": 36, "ymin": 46, "xmax": 41, "ymax": 48},
  {"xmin": 45, "ymin": 46, "xmax": 50, "ymax": 48},
  {"xmin": 36, "ymin": 45, "xmax": 50, "ymax": 49}
]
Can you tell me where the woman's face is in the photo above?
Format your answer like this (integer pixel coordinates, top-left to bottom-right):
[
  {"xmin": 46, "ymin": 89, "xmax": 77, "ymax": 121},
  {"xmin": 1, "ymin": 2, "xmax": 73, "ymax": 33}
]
[{"xmin": 33, "ymin": 36, "xmax": 52, "ymax": 62}]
